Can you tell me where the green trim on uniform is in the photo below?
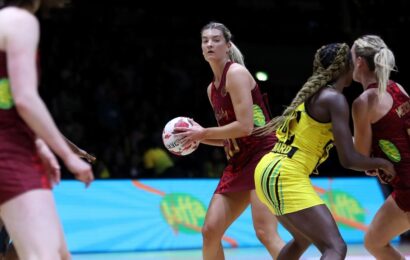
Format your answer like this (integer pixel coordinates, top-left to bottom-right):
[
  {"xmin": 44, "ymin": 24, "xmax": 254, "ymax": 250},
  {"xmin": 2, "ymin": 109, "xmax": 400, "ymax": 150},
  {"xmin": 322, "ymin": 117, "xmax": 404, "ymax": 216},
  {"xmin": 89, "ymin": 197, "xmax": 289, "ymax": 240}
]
[
  {"xmin": 266, "ymin": 160, "xmax": 282, "ymax": 215},
  {"xmin": 261, "ymin": 159, "xmax": 279, "ymax": 212}
]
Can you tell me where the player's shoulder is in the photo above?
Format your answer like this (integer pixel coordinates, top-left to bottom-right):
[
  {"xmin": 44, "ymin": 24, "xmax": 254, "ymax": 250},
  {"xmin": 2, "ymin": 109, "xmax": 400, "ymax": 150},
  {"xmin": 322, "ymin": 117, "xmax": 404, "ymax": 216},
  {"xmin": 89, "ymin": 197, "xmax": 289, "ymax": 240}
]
[
  {"xmin": 0, "ymin": 7, "xmax": 38, "ymax": 38},
  {"xmin": 0, "ymin": 7, "xmax": 36, "ymax": 23},
  {"xmin": 227, "ymin": 62, "xmax": 248, "ymax": 75},
  {"xmin": 0, "ymin": 7, "xmax": 38, "ymax": 49},
  {"xmin": 320, "ymin": 87, "xmax": 346, "ymax": 105},
  {"xmin": 225, "ymin": 62, "xmax": 252, "ymax": 85},
  {"xmin": 353, "ymin": 88, "xmax": 377, "ymax": 109}
]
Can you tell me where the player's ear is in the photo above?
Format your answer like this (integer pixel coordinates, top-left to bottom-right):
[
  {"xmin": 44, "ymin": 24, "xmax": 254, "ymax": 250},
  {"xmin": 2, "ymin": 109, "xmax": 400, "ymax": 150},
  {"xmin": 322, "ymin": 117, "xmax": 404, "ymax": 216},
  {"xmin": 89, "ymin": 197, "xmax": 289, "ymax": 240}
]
[{"xmin": 356, "ymin": 56, "xmax": 366, "ymax": 69}]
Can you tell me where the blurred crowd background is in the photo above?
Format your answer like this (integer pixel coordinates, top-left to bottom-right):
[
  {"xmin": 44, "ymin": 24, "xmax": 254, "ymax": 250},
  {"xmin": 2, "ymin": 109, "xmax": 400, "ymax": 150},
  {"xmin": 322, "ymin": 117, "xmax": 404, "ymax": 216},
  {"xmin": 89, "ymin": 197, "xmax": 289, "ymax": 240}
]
[{"xmin": 36, "ymin": 0, "xmax": 410, "ymax": 180}]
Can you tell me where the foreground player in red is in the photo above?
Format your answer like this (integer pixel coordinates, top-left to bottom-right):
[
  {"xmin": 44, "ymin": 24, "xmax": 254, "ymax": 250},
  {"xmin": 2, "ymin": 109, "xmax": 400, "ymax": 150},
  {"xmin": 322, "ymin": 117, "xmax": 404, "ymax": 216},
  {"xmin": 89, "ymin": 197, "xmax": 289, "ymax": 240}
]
[
  {"xmin": 352, "ymin": 34, "xmax": 410, "ymax": 260},
  {"xmin": 0, "ymin": 0, "xmax": 94, "ymax": 259}
]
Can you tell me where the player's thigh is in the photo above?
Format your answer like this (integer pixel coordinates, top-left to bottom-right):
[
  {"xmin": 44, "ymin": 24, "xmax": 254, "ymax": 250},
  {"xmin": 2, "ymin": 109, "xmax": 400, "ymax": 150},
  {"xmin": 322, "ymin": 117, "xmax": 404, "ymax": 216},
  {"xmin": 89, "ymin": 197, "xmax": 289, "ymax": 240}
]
[
  {"xmin": 0, "ymin": 190, "xmax": 64, "ymax": 252},
  {"xmin": 204, "ymin": 191, "xmax": 250, "ymax": 233},
  {"xmin": 367, "ymin": 196, "xmax": 410, "ymax": 245}
]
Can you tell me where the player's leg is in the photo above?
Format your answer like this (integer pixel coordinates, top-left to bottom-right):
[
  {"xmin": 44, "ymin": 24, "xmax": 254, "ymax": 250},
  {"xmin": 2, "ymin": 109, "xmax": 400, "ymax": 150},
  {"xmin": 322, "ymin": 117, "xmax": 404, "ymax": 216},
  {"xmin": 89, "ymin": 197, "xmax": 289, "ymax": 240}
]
[
  {"xmin": 278, "ymin": 205, "xmax": 346, "ymax": 260},
  {"xmin": 364, "ymin": 196, "xmax": 409, "ymax": 260},
  {"xmin": 0, "ymin": 190, "xmax": 67, "ymax": 260},
  {"xmin": 275, "ymin": 216, "xmax": 311, "ymax": 260},
  {"xmin": 202, "ymin": 191, "xmax": 250, "ymax": 260},
  {"xmin": 250, "ymin": 190, "xmax": 285, "ymax": 259}
]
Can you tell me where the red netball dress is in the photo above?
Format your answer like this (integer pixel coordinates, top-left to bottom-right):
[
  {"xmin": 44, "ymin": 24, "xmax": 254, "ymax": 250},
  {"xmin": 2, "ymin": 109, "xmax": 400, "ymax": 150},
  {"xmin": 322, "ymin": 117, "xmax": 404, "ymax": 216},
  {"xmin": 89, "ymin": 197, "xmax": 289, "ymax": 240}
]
[
  {"xmin": 369, "ymin": 81, "xmax": 410, "ymax": 211},
  {"xmin": 0, "ymin": 51, "xmax": 50, "ymax": 205},
  {"xmin": 210, "ymin": 61, "xmax": 277, "ymax": 193}
]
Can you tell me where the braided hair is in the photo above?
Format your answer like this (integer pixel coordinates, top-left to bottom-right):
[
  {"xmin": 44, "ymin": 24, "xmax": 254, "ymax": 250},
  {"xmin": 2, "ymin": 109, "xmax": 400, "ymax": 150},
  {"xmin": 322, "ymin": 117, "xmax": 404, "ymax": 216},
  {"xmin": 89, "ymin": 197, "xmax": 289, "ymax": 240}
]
[{"xmin": 255, "ymin": 43, "xmax": 351, "ymax": 136}]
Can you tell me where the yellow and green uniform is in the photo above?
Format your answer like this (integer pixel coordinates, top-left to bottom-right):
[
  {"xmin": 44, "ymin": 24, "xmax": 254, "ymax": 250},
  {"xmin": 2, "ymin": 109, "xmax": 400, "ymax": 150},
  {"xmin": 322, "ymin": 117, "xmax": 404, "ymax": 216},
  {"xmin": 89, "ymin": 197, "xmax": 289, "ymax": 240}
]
[{"xmin": 254, "ymin": 103, "xmax": 334, "ymax": 215}]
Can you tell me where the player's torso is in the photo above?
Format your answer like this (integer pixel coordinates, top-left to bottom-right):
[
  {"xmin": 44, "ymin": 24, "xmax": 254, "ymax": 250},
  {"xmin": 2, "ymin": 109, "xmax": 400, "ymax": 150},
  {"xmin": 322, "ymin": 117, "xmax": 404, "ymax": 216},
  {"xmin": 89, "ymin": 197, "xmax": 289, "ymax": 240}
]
[
  {"xmin": 273, "ymin": 102, "xmax": 334, "ymax": 175},
  {"xmin": 210, "ymin": 61, "xmax": 275, "ymax": 161},
  {"xmin": 0, "ymin": 51, "xmax": 35, "ymax": 150},
  {"xmin": 370, "ymin": 81, "xmax": 410, "ymax": 188}
]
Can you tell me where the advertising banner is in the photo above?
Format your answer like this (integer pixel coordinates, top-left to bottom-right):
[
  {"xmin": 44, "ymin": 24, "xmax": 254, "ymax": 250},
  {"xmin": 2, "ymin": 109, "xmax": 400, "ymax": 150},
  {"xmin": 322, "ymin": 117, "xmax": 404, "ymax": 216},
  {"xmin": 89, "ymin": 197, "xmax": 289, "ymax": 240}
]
[{"xmin": 54, "ymin": 177, "xmax": 391, "ymax": 253}]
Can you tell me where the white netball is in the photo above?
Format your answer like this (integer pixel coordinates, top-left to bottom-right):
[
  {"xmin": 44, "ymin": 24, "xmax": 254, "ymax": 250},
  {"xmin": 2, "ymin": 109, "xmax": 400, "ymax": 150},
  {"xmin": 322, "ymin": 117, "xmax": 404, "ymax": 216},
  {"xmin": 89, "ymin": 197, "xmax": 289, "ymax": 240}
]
[{"xmin": 162, "ymin": 116, "xmax": 199, "ymax": 156}]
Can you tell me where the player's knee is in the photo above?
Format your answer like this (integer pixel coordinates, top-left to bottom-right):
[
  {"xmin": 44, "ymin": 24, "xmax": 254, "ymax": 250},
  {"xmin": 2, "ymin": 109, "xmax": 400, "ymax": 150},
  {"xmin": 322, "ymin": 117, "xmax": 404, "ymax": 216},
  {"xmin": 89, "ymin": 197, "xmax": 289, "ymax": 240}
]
[
  {"xmin": 319, "ymin": 236, "xmax": 346, "ymax": 256},
  {"xmin": 254, "ymin": 227, "xmax": 270, "ymax": 244},
  {"xmin": 201, "ymin": 222, "xmax": 222, "ymax": 241},
  {"xmin": 334, "ymin": 239, "xmax": 347, "ymax": 256},
  {"xmin": 364, "ymin": 230, "xmax": 380, "ymax": 251}
]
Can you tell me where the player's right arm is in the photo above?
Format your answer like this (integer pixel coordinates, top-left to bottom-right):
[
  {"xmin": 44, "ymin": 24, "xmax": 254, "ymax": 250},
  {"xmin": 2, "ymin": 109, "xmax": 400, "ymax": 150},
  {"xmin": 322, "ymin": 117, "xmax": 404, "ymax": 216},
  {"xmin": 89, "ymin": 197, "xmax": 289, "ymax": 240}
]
[{"xmin": 5, "ymin": 9, "xmax": 93, "ymax": 185}]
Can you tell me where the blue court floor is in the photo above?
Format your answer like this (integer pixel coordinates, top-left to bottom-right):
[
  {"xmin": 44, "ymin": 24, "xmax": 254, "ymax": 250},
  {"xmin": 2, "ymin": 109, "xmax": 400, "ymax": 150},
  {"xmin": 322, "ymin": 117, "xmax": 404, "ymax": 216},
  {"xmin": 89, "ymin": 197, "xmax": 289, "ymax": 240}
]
[{"xmin": 72, "ymin": 243, "xmax": 410, "ymax": 260}]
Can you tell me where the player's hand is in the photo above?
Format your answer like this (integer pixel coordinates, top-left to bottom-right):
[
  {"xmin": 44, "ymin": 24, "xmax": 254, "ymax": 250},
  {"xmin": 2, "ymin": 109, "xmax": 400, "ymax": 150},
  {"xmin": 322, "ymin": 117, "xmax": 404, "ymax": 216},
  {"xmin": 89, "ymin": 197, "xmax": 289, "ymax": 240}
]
[
  {"xmin": 174, "ymin": 118, "xmax": 205, "ymax": 144},
  {"xmin": 64, "ymin": 154, "xmax": 94, "ymax": 188},
  {"xmin": 37, "ymin": 141, "xmax": 61, "ymax": 186},
  {"xmin": 365, "ymin": 169, "xmax": 378, "ymax": 176},
  {"xmin": 378, "ymin": 160, "xmax": 396, "ymax": 184}
]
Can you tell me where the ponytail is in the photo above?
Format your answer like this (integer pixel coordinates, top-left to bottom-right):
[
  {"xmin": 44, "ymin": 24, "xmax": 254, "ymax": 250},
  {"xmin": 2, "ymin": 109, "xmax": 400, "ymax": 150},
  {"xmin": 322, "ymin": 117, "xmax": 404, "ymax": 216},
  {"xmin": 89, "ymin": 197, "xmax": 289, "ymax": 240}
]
[
  {"xmin": 374, "ymin": 48, "xmax": 397, "ymax": 95},
  {"xmin": 228, "ymin": 42, "xmax": 244, "ymax": 66},
  {"xmin": 353, "ymin": 35, "xmax": 397, "ymax": 96}
]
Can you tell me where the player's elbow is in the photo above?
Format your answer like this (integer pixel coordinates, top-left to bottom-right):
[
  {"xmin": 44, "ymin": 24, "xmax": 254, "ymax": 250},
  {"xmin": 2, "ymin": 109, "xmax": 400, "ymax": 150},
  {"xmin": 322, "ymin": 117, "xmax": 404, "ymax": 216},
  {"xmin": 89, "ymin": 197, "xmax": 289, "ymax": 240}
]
[
  {"xmin": 14, "ymin": 93, "xmax": 32, "ymax": 112},
  {"xmin": 339, "ymin": 158, "xmax": 353, "ymax": 169},
  {"xmin": 339, "ymin": 155, "xmax": 359, "ymax": 170},
  {"xmin": 14, "ymin": 91, "xmax": 39, "ymax": 115}
]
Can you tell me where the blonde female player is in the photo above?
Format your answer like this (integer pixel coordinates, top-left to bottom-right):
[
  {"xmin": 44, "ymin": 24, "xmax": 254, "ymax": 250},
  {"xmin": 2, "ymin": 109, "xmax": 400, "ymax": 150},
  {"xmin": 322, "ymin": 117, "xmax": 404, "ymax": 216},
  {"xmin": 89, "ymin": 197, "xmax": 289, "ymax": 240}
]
[
  {"xmin": 174, "ymin": 22, "xmax": 284, "ymax": 260},
  {"xmin": 351, "ymin": 34, "xmax": 410, "ymax": 260},
  {"xmin": 253, "ymin": 43, "xmax": 395, "ymax": 260}
]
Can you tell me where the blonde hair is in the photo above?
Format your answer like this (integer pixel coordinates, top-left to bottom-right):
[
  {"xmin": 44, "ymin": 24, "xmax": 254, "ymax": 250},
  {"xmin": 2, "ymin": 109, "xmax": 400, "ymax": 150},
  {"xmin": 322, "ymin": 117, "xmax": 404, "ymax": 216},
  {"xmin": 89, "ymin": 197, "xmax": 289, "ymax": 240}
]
[
  {"xmin": 353, "ymin": 35, "xmax": 397, "ymax": 95},
  {"xmin": 201, "ymin": 22, "xmax": 244, "ymax": 65},
  {"xmin": 254, "ymin": 43, "xmax": 351, "ymax": 136}
]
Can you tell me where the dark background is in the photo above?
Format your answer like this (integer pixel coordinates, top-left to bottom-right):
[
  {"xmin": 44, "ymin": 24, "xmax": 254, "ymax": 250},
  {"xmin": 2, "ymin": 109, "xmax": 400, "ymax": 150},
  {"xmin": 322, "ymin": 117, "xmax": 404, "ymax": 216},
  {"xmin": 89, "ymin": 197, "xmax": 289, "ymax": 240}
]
[{"xmin": 36, "ymin": 0, "xmax": 410, "ymax": 179}]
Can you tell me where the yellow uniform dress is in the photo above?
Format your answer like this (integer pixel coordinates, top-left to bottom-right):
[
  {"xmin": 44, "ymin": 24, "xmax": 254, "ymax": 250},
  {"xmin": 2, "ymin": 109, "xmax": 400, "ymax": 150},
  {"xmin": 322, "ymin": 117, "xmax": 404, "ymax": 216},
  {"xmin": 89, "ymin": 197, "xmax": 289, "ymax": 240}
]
[{"xmin": 254, "ymin": 103, "xmax": 334, "ymax": 215}]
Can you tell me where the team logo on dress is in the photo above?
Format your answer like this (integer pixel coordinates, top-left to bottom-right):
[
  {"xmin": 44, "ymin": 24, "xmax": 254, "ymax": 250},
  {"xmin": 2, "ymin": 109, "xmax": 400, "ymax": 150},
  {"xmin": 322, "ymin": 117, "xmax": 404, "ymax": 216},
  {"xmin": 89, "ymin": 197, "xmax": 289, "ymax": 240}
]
[
  {"xmin": 253, "ymin": 105, "xmax": 266, "ymax": 126},
  {"xmin": 378, "ymin": 139, "xmax": 401, "ymax": 163},
  {"xmin": 0, "ymin": 78, "xmax": 14, "ymax": 109}
]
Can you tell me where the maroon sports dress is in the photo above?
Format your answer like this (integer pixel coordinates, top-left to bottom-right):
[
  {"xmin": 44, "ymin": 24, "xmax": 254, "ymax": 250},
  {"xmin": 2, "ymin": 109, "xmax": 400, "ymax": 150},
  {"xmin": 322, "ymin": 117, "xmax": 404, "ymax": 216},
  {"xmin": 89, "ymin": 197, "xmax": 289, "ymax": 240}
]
[
  {"xmin": 211, "ymin": 61, "xmax": 276, "ymax": 193},
  {"xmin": 369, "ymin": 81, "xmax": 410, "ymax": 211},
  {"xmin": 0, "ymin": 51, "xmax": 50, "ymax": 205}
]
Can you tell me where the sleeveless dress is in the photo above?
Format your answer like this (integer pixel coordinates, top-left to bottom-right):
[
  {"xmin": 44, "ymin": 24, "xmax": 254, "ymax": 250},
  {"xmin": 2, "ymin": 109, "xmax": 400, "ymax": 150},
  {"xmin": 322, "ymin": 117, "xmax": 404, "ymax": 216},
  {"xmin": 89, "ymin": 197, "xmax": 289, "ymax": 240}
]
[
  {"xmin": 0, "ymin": 51, "xmax": 50, "ymax": 205},
  {"xmin": 255, "ymin": 102, "xmax": 333, "ymax": 215},
  {"xmin": 210, "ymin": 61, "xmax": 276, "ymax": 193},
  {"xmin": 369, "ymin": 81, "xmax": 410, "ymax": 211}
]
